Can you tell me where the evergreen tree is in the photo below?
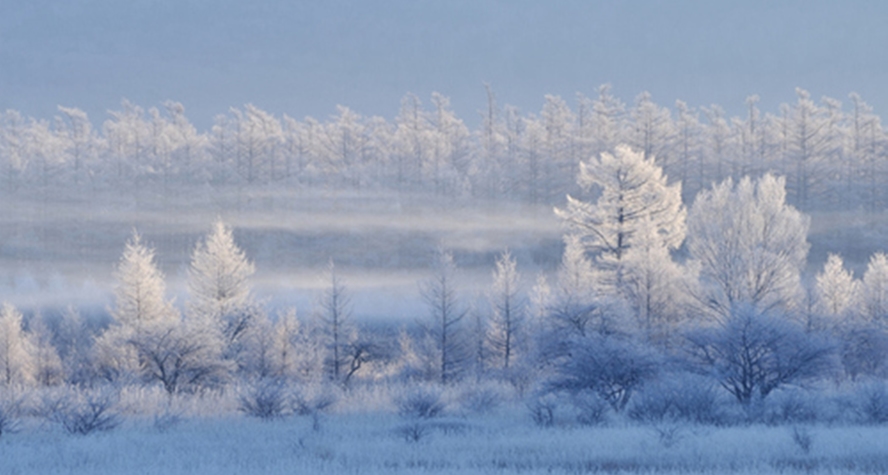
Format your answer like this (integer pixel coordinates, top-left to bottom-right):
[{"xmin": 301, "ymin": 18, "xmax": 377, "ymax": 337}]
[
  {"xmin": 862, "ymin": 252, "xmax": 888, "ymax": 325},
  {"xmin": 188, "ymin": 220, "xmax": 256, "ymax": 345},
  {"xmin": 556, "ymin": 144, "xmax": 685, "ymax": 291},
  {"xmin": 0, "ymin": 304, "xmax": 36, "ymax": 387},
  {"xmin": 487, "ymin": 250, "xmax": 524, "ymax": 370},
  {"xmin": 815, "ymin": 254, "xmax": 860, "ymax": 324}
]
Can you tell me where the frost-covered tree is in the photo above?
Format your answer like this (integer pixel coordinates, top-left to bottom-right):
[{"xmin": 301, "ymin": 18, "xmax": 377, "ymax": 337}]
[
  {"xmin": 419, "ymin": 249, "xmax": 468, "ymax": 384},
  {"xmin": 393, "ymin": 93, "xmax": 432, "ymax": 187},
  {"xmin": 28, "ymin": 317, "xmax": 63, "ymax": 387},
  {"xmin": 110, "ymin": 231, "xmax": 177, "ymax": 331},
  {"xmin": 540, "ymin": 94, "xmax": 576, "ymax": 198},
  {"xmin": 487, "ymin": 250, "xmax": 524, "ymax": 370},
  {"xmin": 861, "ymin": 252, "xmax": 888, "ymax": 325},
  {"xmin": 316, "ymin": 260, "xmax": 357, "ymax": 382},
  {"xmin": 99, "ymin": 231, "xmax": 228, "ymax": 392},
  {"xmin": 57, "ymin": 106, "xmax": 99, "ymax": 187},
  {"xmin": 590, "ymin": 84, "xmax": 626, "ymax": 153},
  {"xmin": 629, "ymin": 92, "xmax": 674, "ymax": 166},
  {"xmin": 620, "ymin": 215, "xmax": 687, "ymax": 340},
  {"xmin": 548, "ymin": 235, "xmax": 601, "ymax": 336},
  {"xmin": 130, "ymin": 318, "xmax": 230, "ymax": 394},
  {"xmin": 266, "ymin": 308, "xmax": 321, "ymax": 381},
  {"xmin": 783, "ymin": 88, "xmax": 832, "ymax": 209},
  {"xmin": 815, "ymin": 254, "xmax": 860, "ymax": 324},
  {"xmin": 556, "ymin": 144, "xmax": 685, "ymax": 290},
  {"xmin": 188, "ymin": 220, "xmax": 256, "ymax": 343},
  {"xmin": 96, "ymin": 232, "xmax": 166, "ymax": 379},
  {"xmin": 0, "ymin": 304, "xmax": 36, "ymax": 387},
  {"xmin": 688, "ymin": 174, "xmax": 809, "ymax": 317}
]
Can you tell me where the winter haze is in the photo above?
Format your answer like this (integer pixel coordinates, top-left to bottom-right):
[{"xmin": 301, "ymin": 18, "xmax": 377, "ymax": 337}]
[{"xmin": 2, "ymin": 2, "xmax": 888, "ymax": 474}]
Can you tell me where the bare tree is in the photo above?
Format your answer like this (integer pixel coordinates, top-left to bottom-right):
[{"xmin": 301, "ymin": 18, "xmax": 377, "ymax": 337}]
[
  {"xmin": 420, "ymin": 249, "xmax": 468, "ymax": 384},
  {"xmin": 317, "ymin": 259, "xmax": 355, "ymax": 382},
  {"xmin": 685, "ymin": 306, "xmax": 835, "ymax": 405},
  {"xmin": 549, "ymin": 334, "xmax": 660, "ymax": 412}
]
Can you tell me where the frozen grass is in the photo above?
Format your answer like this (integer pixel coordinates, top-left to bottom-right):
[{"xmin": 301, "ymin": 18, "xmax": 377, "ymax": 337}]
[{"xmin": 2, "ymin": 409, "xmax": 887, "ymax": 474}]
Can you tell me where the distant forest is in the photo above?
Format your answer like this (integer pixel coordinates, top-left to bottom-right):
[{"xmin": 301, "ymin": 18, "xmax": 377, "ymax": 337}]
[{"xmin": 0, "ymin": 86, "xmax": 883, "ymax": 211}]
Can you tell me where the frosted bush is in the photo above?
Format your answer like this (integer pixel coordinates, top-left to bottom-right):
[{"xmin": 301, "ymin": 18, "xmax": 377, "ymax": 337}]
[
  {"xmin": 457, "ymin": 385, "xmax": 504, "ymax": 415},
  {"xmin": 48, "ymin": 386, "xmax": 121, "ymax": 435},
  {"xmin": 291, "ymin": 386, "xmax": 337, "ymax": 416},
  {"xmin": 527, "ymin": 393, "xmax": 558, "ymax": 427},
  {"xmin": 790, "ymin": 426, "xmax": 813, "ymax": 455},
  {"xmin": 238, "ymin": 378, "xmax": 289, "ymax": 419},
  {"xmin": 570, "ymin": 391, "xmax": 609, "ymax": 426},
  {"xmin": 396, "ymin": 386, "xmax": 445, "ymax": 419},
  {"xmin": 855, "ymin": 382, "xmax": 888, "ymax": 424},
  {"xmin": 0, "ymin": 392, "xmax": 23, "ymax": 439},
  {"xmin": 763, "ymin": 389, "xmax": 820, "ymax": 425},
  {"xmin": 627, "ymin": 375, "xmax": 724, "ymax": 425}
]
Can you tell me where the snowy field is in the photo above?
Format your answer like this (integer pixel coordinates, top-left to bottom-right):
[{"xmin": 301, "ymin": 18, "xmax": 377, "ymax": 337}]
[{"xmin": 3, "ymin": 410, "xmax": 888, "ymax": 474}]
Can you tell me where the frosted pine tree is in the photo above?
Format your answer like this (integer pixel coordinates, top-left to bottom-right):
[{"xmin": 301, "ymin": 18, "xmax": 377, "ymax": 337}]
[
  {"xmin": 0, "ymin": 303, "xmax": 36, "ymax": 387},
  {"xmin": 111, "ymin": 231, "xmax": 177, "ymax": 331},
  {"xmin": 96, "ymin": 231, "xmax": 177, "ymax": 382},
  {"xmin": 487, "ymin": 250, "xmax": 524, "ymax": 370},
  {"xmin": 28, "ymin": 317, "xmax": 63, "ymax": 387},
  {"xmin": 621, "ymin": 215, "xmax": 686, "ymax": 340},
  {"xmin": 815, "ymin": 254, "xmax": 860, "ymax": 324},
  {"xmin": 862, "ymin": 253, "xmax": 888, "ymax": 325},
  {"xmin": 555, "ymin": 144, "xmax": 685, "ymax": 292},
  {"xmin": 188, "ymin": 220, "xmax": 256, "ymax": 345}
]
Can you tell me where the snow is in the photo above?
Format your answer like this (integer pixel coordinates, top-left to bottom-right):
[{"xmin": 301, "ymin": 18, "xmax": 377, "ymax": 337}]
[{"xmin": 2, "ymin": 411, "xmax": 887, "ymax": 474}]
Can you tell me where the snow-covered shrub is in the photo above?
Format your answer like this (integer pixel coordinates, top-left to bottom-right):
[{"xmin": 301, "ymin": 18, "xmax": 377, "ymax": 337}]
[
  {"xmin": 49, "ymin": 386, "xmax": 120, "ymax": 435},
  {"xmin": 527, "ymin": 393, "xmax": 558, "ymax": 427},
  {"xmin": 790, "ymin": 426, "xmax": 813, "ymax": 455},
  {"xmin": 394, "ymin": 421, "xmax": 429, "ymax": 442},
  {"xmin": 854, "ymin": 382, "xmax": 888, "ymax": 424},
  {"xmin": 238, "ymin": 378, "xmax": 289, "ymax": 420},
  {"xmin": 762, "ymin": 389, "xmax": 820, "ymax": 425},
  {"xmin": 0, "ymin": 392, "xmax": 23, "ymax": 438},
  {"xmin": 396, "ymin": 386, "xmax": 445, "ymax": 419},
  {"xmin": 547, "ymin": 334, "xmax": 660, "ymax": 412},
  {"xmin": 291, "ymin": 386, "xmax": 337, "ymax": 416},
  {"xmin": 627, "ymin": 375, "xmax": 723, "ymax": 425},
  {"xmin": 652, "ymin": 424, "xmax": 684, "ymax": 448},
  {"xmin": 153, "ymin": 407, "xmax": 183, "ymax": 432},
  {"xmin": 570, "ymin": 391, "xmax": 609, "ymax": 426},
  {"xmin": 457, "ymin": 385, "xmax": 504, "ymax": 415}
]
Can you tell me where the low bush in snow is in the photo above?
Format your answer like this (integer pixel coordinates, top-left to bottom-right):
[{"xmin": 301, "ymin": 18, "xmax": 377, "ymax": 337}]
[
  {"xmin": 238, "ymin": 378, "xmax": 290, "ymax": 420},
  {"xmin": 396, "ymin": 386, "xmax": 445, "ymax": 419},
  {"xmin": 627, "ymin": 374, "xmax": 724, "ymax": 425},
  {"xmin": 46, "ymin": 386, "xmax": 121, "ymax": 435}
]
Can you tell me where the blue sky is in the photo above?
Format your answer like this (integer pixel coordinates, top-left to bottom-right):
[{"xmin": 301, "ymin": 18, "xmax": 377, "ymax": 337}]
[{"xmin": 1, "ymin": 0, "xmax": 886, "ymax": 128}]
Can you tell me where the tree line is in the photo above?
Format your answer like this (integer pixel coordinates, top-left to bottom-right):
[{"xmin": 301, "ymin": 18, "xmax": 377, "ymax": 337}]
[
  {"xmin": 1, "ymin": 87, "xmax": 887, "ymax": 211},
  {"xmin": 2, "ymin": 146, "xmax": 888, "ymax": 428}
]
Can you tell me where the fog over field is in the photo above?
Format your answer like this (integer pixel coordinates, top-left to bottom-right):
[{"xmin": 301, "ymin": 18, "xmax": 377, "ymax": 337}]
[{"xmin": 4, "ymin": 2, "xmax": 888, "ymax": 474}]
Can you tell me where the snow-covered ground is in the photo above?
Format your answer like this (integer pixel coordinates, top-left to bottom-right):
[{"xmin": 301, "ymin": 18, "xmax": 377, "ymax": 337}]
[{"xmin": 3, "ymin": 410, "xmax": 887, "ymax": 474}]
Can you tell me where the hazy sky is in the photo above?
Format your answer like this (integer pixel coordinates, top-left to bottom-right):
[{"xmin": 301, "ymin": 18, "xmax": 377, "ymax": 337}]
[{"xmin": 2, "ymin": 0, "xmax": 886, "ymax": 129}]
